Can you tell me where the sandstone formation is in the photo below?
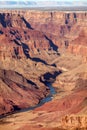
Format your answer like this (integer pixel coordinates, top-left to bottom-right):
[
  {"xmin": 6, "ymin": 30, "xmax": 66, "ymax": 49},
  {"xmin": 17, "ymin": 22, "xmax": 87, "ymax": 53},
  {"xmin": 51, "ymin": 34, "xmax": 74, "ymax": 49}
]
[
  {"xmin": 61, "ymin": 115, "xmax": 87, "ymax": 129},
  {"xmin": 0, "ymin": 10, "xmax": 87, "ymax": 130},
  {"xmin": 0, "ymin": 11, "xmax": 87, "ymax": 60},
  {"xmin": 17, "ymin": 115, "xmax": 87, "ymax": 130},
  {"xmin": 0, "ymin": 69, "xmax": 49, "ymax": 116}
]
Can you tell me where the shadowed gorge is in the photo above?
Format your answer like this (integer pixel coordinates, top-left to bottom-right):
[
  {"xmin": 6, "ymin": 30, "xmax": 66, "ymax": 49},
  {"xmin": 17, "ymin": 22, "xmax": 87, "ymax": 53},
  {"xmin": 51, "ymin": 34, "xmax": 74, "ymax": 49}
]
[
  {"xmin": 44, "ymin": 35, "xmax": 58, "ymax": 51},
  {"xmin": 0, "ymin": 13, "xmax": 6, "ymax": 27},
  {"xmin": 0, "ymin": 10, "xmax": 87, "ymax": 130},
  {"xmin": 22, "ymin": 43, "xmax": 30, "ymax": 58},
  {"xmin": 21, "ymin": 17, "xmax": 33, "ymax": 30}
]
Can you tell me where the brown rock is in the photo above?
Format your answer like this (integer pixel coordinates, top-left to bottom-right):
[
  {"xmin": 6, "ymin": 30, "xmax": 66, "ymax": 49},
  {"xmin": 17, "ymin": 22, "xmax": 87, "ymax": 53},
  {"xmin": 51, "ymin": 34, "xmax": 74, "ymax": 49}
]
[{"xmin": 0, "ymin": 69, "xmax": 48, "ymax": 115}]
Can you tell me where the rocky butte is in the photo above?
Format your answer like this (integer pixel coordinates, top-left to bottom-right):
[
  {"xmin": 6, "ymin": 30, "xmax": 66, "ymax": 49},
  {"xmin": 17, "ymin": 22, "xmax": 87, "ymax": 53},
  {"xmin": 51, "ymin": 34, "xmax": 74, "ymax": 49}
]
[{"xmin": 0, "ymin": 10, "xmax": 87, "ymax": 130}]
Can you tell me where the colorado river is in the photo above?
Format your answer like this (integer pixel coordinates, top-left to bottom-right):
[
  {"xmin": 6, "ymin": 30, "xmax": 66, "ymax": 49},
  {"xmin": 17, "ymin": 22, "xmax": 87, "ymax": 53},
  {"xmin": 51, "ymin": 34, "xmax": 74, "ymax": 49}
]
[
  {"xmin": 20, "ymin": 83, "xmax": 56, "ymax": 112},
  {"xmin": 0, "ymin": 83, "xmax": 56, "ymax": 118},
  {"xmin": 37, "ymin": 83, "xmax": 56, "ymax": 105}
]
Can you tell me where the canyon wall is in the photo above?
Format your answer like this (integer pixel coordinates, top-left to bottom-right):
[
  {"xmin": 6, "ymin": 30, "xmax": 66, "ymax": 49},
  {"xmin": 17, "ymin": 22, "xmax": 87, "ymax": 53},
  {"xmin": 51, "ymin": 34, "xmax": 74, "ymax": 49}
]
[
  {"xmin": 0, "ymin": 10, "xmax": 87, "ymax": 61},
  {"xmin": 0, "ymin": 10, "xmax": 87, "ymax": 117}
]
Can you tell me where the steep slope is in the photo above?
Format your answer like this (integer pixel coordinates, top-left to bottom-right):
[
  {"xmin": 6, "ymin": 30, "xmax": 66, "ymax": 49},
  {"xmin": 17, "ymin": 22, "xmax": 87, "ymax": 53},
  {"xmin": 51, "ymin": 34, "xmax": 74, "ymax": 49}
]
[
  {"xmin": 0, "ymin": 69, "xmax": 49, "ymax": 116},
  {"xmin": 0, "ymin": 10, "xmax": 87, "ymax": 130}
]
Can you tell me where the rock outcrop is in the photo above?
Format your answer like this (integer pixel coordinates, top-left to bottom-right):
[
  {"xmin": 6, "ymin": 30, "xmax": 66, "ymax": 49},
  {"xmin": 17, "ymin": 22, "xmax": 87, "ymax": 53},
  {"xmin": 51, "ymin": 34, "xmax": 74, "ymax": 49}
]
[
  {"xmin": 0, "ymin": 11, "xmax": 87, "ymax": 60},
  {"xmin": 0, "ymin": 10, "xmax": 87, "ymax": 130},
  {"xmin": 0, "ymin": 69, "xmax": 49, "ymax": 116},
  {"xmin": 61, "ymin": 115, "xmax": 87, "ymax": 130}
]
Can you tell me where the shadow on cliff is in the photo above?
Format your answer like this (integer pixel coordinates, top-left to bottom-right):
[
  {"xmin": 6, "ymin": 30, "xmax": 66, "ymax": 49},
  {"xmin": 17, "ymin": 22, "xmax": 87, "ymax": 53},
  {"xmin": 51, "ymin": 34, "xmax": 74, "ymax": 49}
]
[
  {"xmin": 0, "ymin": 14, "xmax": 6, "ymax": 27},
  {"xmin": 44, "ymin": 35, "xmax": 58, "ymax": 52},
  {"xmin": 31, "ymin": 57, "xmax": 48, "ymax": 65},
  {"xmin": 0, "ymin": 69, "xmax": 38, "ymax": 89},
  {"xmin": 22, "ymin": 43, "xmax": 30, "ymax": 58},
  {"xmin": 40, "ymin": 70, "xmax": 62, "ymax": 84},
  {"xmin": 21, "ymin": 17, "xmax": 33, "ymax": 30},
  {"xmin": 22, "ymin": 43, "xmax": 48, "ymax": 65},
  {"xmin": 15, "ymin": 41, "xmax": 56, "ymax": 66},
  {"xmin": 0, "ymin": 30, "xmax": 3, "ymax": 34}
]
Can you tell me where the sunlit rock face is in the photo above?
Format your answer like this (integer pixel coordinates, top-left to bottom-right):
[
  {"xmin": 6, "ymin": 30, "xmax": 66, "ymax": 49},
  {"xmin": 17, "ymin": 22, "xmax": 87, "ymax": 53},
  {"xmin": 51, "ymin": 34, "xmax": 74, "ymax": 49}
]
[
  {"xmin": 0, "ymin": 10, "xmax": 87, "ymax": 129},
  {"xmin": 0, "ymin": 10, "xmax": 87, "ymax": 60}
]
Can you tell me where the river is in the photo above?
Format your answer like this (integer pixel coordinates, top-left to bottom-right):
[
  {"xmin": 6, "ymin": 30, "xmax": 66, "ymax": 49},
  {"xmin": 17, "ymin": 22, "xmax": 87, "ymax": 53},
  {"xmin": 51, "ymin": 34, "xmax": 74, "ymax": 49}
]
[
  {"xmin": 0, "ymin": 83, "xmax": 56, "ymax": 118},
  {"xmin": 20, "ymin": 83, "xmax": 56, "ymax": 112}
]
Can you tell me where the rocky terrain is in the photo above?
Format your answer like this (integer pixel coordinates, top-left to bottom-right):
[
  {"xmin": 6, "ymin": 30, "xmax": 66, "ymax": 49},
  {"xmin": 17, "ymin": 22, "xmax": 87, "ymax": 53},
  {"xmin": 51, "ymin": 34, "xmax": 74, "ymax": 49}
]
[{"xmin": 0, "ymin": 10, "xmax": 87, "ymax": 130}]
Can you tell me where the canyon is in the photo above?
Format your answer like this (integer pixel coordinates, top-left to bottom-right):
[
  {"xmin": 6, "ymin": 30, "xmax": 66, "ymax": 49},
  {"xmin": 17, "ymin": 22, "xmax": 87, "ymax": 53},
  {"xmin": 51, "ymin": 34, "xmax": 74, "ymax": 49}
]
[{"xmin": 0, "ymin": 10, "xmax": 87, "ymax": 130}]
